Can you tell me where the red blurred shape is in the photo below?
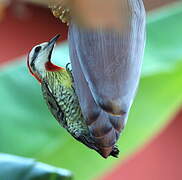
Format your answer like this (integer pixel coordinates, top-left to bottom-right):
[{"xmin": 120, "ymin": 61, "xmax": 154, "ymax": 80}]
[
  {"xmin": 0, "ymin": 4, "xmax": 67, "ymax": 65},
  {"xmin": 101, "ymin": 109, "xmax": 182, "ymax": 180}
]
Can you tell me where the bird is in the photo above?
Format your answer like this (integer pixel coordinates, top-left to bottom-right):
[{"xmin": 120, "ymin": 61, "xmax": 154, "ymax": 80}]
[{"xmin": 27, "ymin": 34, "xmax": 119, "ymax": 158}]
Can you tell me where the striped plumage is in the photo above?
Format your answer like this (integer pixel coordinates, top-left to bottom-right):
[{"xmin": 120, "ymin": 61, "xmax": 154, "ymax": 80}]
[
  {"xmin": 42, "ymin": 68, "xmax": 88, "ymax": 137},
  {"xmin": 41, "ymin": 68, "xmax": 119, "ymax": 157}
]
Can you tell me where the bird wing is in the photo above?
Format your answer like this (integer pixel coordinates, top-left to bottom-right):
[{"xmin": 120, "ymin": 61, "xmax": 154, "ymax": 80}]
[{"xmin": 41, "ymin": 80, "xmax": 66, "ymax": 127}]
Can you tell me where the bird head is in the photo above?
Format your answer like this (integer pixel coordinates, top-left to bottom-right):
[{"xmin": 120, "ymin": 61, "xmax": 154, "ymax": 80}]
[{"xmin": 27, "ymin": 34, "xmax": 62, "ymax": 83}]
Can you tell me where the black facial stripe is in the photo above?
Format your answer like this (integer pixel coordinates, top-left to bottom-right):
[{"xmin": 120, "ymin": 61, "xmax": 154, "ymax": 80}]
[{"xmin": 30, "ymin": 46, "xmax": 42, "ymax": 71}]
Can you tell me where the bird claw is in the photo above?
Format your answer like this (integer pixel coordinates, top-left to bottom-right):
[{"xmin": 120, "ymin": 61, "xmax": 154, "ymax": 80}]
[
  {"xmin": 66, "ymin": 63, "xmax": 72, "ymax": 72},
  {"xmin": 66, "ymin": 63, "xmax": 74, "ymax": 83}
]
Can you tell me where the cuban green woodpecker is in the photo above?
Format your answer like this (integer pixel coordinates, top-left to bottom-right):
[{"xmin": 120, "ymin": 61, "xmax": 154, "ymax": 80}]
[{"xmin": 27, "ymin": 35, "xmax": 119, "ymax": 158}]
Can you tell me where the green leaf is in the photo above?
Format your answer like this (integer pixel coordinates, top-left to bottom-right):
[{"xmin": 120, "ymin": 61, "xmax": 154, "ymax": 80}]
[
  {"xmin": 143, "ymin": 2, "xmax": 182, "ymax": 75},
  {"xmin": 0, "ymin": 2, "xmax": 182, "ymax": 180},
  {"xmin": 0, "ymin": 153, "xmax": 72, "ymax": 180}
]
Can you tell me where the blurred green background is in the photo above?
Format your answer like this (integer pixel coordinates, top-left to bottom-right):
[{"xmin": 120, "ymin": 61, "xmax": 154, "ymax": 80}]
[{"xmin": 0, "ymin": 1, "xmax": 182, "ymax": 180}]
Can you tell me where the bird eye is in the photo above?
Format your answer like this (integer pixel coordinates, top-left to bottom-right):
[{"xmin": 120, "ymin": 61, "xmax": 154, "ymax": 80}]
[{"xmin": 35, "ymin": 46, "xmax": 41, "ymax": 53}]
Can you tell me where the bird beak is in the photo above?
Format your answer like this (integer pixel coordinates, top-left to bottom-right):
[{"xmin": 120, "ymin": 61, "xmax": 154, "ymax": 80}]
[
  {"xmin": 47, "ymin": 34, "xmax": 60, "ymax": 49},
  {"xmin": 44, "ymin": 34, "xmax": 60, "ymax": 61}
]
